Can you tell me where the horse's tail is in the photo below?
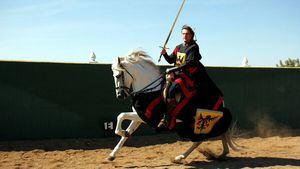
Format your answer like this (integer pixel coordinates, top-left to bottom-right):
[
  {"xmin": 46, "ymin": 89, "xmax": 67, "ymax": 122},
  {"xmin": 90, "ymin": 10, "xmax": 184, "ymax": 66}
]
[{"xmin": 225, "ymin": 120, "xmax": 242, "ymax": 151}]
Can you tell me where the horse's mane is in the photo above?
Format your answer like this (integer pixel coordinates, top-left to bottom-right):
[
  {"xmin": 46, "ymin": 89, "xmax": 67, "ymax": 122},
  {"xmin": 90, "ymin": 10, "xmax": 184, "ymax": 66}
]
[
  {"xmin": 124, "ymin": 50, "xmax": 159, "ymax": 72},
  {"xmin": 112, "ymin": 49, "xmax": 160, "ymax": 75}
]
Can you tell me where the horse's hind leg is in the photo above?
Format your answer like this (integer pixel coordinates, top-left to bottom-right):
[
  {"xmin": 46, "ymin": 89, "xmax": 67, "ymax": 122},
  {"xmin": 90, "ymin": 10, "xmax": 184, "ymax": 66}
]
[
  {"xmin": 173, "ymin": 142, "xmax": 201, "ymax": 163},
  {"xmin": 107, "ymin": 120, "xmax": 141, "ymax": 161},
  {"xmin": 220, "ymin": 134, "xmax": 230, "ymax": 157},
  {"xmin": 219, "ymin": 130, "xmax": 241, "ymax": 158},
  {"xmin": 201, "ymin": 130, "xmax": 240, "ymax": 160},
  {"xmin": 199, "ymin": 134, "xmax": 230, "ymax": 160}
]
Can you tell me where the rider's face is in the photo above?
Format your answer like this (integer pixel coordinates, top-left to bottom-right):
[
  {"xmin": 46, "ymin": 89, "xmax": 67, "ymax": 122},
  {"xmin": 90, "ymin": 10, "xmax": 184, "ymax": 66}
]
[{"xmin": 182, "ymin": 29, "xmax": 192, "ymax": 44}]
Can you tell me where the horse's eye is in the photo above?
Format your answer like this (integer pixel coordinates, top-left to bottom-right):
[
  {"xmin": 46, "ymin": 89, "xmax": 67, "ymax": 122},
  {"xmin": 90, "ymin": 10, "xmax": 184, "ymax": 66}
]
[{"xmin": 116, "ymin": 74, "xmax": 121, "ymax": 79}]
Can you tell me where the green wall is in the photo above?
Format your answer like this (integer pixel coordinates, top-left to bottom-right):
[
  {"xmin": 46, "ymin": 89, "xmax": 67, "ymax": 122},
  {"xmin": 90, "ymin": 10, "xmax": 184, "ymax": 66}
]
[
  {"xmin": 0, "ymin": 61, "xmax": 299, "ymax": 140},
  {"xmin": 207, "ymin": 67, "xmax": 300, "ymax": 130}
]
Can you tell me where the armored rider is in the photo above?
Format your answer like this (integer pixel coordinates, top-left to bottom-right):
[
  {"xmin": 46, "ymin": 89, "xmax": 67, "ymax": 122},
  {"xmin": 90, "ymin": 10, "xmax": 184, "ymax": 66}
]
[{"xmin": 158, "ymin": 25, "xmax": 223, "ymax": 129}]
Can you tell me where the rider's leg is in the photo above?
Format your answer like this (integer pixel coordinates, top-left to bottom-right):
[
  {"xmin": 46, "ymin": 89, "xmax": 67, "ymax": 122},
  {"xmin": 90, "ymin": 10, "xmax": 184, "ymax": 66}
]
[{"xmin": 158, "ymin": 82, "xmax": 180, "ymax": 129}]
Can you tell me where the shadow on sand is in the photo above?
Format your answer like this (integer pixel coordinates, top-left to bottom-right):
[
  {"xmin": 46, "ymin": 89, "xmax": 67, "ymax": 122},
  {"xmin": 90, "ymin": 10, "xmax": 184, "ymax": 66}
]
[
  {"xmin": 0, "ymin": 133, "xmax": 179, "ymax": 151},
  {"xmin": 186, "ymin": 156, "xmax": 300, "ymax": 169}
]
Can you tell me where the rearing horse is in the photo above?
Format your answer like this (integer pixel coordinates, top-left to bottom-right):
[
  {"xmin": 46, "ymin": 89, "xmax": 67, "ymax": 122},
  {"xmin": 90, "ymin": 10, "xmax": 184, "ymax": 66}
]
[{"xmin": 108, "ymin": 50, "xmax": 239, "ymax": 163}]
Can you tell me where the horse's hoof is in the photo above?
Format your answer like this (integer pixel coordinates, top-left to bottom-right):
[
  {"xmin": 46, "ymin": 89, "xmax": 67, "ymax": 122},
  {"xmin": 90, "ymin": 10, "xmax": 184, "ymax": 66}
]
[{"xmin": 106, "ymin": 156, "xmax": 115, "ymax": 161}]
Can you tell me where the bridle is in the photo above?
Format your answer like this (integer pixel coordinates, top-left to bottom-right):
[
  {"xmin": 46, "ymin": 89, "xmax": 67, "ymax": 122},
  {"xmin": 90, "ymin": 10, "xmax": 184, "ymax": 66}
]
[
  {"xmin": 114, "ymin": 65, "xmax": 134, "ymax": 96},
  {"xmin": 114, "ymin": 63, "xmax": 165, "ymax": 97}
]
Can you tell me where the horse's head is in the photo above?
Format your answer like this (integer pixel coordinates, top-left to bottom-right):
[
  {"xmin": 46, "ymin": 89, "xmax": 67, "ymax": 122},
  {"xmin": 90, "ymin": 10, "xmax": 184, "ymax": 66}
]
[
  {"xmin": 111, "ymin": 50, "xmax": 161, "ymax": 100},
  {"xmin": 111, "ymin": 57, "xmax": 134, "ymax": 100}
]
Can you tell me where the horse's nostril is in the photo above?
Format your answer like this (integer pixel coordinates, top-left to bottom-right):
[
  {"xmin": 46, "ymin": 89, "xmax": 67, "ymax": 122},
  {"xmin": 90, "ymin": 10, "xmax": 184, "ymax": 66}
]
[
  {"xmin": 117, "ymin": 91, "xmax": 123, "ymax": 99},
  {"xmin": 117, "ymin": 91, "xmax": 123, "ymax": 96}
]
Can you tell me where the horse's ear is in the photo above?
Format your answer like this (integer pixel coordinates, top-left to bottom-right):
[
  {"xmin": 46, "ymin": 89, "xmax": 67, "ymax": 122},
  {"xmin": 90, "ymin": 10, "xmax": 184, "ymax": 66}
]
[
  {"xmin": 117, "ymin": 57, "xmax": 124, "ymax": 68},
  {"xmin": 117, "ymin": 57, "xmax": 121, "ymax": 64}
]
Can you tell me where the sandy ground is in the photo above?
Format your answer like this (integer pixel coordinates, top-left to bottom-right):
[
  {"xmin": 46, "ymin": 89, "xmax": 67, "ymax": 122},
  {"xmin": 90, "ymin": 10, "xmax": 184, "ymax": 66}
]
[{"xmin": 0, "ymin": 133, "xmax": 300, "ymax": 169}]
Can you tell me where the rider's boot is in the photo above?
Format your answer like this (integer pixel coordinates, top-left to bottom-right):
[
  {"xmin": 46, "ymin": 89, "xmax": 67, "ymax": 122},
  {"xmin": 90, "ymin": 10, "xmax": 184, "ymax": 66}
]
[
  {"xmin": 157, "ymin": 113, "xmax": 171, "ymax": 129},
  {"xmin": 157, "ymin": 98, "xmax": 176, "ymax": 129}
]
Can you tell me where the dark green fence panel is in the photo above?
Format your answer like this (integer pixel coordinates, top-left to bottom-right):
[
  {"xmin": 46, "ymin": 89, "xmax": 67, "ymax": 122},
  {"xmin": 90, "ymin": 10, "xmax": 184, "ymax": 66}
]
[
  {"xmin": 0, "ymin": 61, "xmax": 299, "ymax": 140},
  {"xmin": 0, "ymin": 62, "xmax": 128, "ymax": 140},
  {"xmin": 207, "ymin": 67, "xmax": 300, "ymax": 130}
]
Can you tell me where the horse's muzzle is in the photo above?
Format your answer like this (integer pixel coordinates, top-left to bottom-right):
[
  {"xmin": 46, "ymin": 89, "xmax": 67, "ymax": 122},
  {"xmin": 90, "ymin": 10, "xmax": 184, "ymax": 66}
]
[{"xmin": 117, "ymin": 90, "xmax": 127, "ymax": 100}]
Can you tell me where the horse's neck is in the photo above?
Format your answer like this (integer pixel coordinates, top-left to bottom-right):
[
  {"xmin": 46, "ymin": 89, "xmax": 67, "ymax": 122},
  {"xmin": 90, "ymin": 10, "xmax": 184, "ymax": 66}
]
[
  {"xmin": 130, "ymin": 62, "xmax": 161, "ymax": 93},
  {"xmin": 137, "ymin": 76, "xmax": 162, "ymax": 93}
]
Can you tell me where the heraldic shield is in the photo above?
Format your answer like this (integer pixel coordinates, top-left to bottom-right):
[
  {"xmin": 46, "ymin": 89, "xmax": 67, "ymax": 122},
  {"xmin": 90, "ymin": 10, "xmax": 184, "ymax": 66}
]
[{"xmin": 194, "ymin": 109, "xmax": 223, "ymax": 134}]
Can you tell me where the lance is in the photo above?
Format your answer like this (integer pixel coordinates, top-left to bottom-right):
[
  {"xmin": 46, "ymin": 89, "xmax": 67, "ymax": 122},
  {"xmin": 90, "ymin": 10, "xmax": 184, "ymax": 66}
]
[{"xmin": 158, "ymin": 0, "xmax": 187, "ymax": 62}]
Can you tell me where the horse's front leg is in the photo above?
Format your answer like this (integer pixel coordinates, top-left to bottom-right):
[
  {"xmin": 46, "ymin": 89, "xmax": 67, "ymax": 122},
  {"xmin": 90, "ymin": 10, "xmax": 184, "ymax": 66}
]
[
  {"xmin": 173, "ymin": 142, "xmax": 201, "ymax": 163},
  {"xmin": 107, "ymin": 120, "xmax": 141, "ymax": 161},
  {"xmin": 114, "ymin": 111, "xmax": 143, "ymax": 137}
]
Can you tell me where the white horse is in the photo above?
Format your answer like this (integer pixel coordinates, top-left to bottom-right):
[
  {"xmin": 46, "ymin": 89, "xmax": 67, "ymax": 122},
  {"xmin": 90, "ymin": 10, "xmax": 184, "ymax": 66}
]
[{"xmin": 108, "ymin": 50, "xmax": 239, "ymax": 163}]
